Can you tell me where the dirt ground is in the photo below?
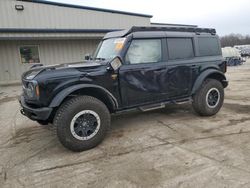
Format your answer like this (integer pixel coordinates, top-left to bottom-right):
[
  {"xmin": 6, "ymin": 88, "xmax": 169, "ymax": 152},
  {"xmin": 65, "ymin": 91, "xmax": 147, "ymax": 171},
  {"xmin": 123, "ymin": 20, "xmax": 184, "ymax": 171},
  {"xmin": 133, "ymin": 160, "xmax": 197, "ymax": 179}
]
[{"xmin": 0, "ymin": 60, "xmax": 250, "ymax": 188}]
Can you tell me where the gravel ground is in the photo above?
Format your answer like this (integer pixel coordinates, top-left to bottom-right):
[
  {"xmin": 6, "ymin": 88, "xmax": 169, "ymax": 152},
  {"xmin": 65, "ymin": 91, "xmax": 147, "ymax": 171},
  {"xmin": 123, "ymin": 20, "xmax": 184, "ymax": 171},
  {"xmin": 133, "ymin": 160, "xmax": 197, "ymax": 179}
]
[{"xmin": 0, "ymin": 60, "xmax": 250, "ymax": 188}]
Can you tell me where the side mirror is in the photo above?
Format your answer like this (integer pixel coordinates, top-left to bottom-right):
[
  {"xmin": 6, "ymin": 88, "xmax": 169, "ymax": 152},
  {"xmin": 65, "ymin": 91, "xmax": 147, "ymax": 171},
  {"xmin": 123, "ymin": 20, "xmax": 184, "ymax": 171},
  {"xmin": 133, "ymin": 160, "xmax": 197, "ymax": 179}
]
[
  {"xmin": 85, "ymin": 54, "xmax": 92, "ymax": 60},
  {"xmin": 108, "ymin": 57, "xmax": 122, "ymax": 71}
]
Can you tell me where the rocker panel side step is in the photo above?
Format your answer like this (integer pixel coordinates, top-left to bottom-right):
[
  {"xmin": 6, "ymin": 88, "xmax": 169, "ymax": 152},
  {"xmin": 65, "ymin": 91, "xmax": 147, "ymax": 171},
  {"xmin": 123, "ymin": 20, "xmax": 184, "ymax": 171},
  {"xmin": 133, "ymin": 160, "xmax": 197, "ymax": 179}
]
[{"xmin": 139, "ymin": 103, "xmax": 166, "ymax": 112}]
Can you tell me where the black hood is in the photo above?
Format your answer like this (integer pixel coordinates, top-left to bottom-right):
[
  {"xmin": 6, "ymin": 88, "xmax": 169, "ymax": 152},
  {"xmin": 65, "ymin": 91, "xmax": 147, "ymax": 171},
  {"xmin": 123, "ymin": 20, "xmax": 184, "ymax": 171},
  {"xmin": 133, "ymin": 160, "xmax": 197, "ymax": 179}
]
[{"xmin": 22, "ymin": 61, "xmax": 104, "ymax": 80}]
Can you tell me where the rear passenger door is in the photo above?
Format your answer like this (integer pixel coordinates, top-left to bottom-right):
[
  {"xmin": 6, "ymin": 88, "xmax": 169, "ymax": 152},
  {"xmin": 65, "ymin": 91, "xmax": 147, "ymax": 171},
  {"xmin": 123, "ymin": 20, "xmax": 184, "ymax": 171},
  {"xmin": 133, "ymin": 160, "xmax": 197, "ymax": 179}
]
[{"xmin": 166, "ymin": 37, "xmax": 195, "ymax": 98}]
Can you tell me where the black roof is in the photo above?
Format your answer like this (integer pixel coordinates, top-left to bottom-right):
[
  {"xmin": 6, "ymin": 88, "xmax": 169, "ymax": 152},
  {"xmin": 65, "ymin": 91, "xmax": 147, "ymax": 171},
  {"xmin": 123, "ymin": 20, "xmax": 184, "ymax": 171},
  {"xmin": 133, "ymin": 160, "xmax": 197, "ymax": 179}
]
[
  {"xmin": 17, "ymin": 0, "xmax": 153, "ymax": 18},
  {"xmin": 104, "ymin": 26, "xmax": 217, "ymax": 39},
  {"xmin": 130, "ymin": 26, "xmax": 215, "ymax": 33}
]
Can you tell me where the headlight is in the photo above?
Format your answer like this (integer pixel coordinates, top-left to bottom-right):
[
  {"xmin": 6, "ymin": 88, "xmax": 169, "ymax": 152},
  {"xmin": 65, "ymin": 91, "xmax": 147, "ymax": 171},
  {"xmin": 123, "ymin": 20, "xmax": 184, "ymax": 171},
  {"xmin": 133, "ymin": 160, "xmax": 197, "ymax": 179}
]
[
  {"xmin": 26, "ymin": 82, "xmax": 35, "ymax": 98},
  {"xmin": 25, "ymin": 81, "xmax": 39, "ymax": 99}
]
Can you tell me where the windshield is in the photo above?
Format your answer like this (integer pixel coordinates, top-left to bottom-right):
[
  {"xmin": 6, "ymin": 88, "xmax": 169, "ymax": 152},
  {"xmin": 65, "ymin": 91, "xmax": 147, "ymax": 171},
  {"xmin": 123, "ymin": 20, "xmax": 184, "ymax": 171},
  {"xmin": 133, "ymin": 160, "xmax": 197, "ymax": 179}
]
[{"xmin": 93, "ymin": 38, "xmax": 126, "ymax": 60}]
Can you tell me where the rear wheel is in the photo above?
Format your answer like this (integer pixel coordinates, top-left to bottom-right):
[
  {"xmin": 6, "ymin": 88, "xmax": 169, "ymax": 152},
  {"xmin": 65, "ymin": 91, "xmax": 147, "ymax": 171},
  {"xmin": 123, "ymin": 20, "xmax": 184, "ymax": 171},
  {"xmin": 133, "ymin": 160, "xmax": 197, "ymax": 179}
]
[
  {"xmin": 54, "ymin": 96, "xmax": 110, "ymax": 152},
  {"xmin": 192, "ymin": 79, "xmax": 224, "ymax": 116}
]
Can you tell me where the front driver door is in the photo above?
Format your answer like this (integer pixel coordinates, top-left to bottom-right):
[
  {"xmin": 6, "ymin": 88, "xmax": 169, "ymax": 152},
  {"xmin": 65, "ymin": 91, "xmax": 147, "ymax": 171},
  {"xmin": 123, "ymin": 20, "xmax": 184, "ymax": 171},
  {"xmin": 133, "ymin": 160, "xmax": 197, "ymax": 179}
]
[{"xmin": 119, "ymin": 39, "xmax": 168, "ymax": 107}]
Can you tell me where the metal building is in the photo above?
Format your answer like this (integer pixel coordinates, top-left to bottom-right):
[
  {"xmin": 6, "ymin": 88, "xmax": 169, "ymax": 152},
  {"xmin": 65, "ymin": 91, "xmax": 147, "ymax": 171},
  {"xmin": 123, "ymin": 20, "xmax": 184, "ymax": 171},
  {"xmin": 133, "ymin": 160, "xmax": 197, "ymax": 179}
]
[{"xmin": 0, "ymin": 0, "xmax": 152, "ymax": 84}]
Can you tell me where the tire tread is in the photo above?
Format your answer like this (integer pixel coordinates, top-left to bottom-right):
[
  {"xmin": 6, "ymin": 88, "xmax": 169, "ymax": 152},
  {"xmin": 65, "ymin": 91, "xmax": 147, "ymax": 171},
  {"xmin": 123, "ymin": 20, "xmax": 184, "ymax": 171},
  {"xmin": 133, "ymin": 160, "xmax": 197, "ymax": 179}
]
[
  {"xmin": 54, "ymin": 96, "xmax": 110, "ymax": 152},
  {"xmin": 192, "ymin": 79, "xmax": 224, "ymax": 116}
]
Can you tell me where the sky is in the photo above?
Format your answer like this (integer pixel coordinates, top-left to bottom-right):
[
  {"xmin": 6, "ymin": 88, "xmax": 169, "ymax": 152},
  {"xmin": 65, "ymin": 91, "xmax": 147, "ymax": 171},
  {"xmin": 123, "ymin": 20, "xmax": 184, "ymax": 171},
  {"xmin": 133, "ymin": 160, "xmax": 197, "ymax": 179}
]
[{"xmin": 49, "ymin": 0, "xmax": 250, "ymax": 36}]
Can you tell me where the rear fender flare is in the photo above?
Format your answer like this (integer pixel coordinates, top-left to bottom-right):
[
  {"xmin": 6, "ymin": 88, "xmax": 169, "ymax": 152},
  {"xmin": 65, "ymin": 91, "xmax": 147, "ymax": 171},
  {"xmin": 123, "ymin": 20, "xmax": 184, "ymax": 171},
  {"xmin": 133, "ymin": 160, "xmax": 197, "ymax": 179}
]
[{"xmin": 191, "ymin": 69, "xmax": 227, "ymax": 95}]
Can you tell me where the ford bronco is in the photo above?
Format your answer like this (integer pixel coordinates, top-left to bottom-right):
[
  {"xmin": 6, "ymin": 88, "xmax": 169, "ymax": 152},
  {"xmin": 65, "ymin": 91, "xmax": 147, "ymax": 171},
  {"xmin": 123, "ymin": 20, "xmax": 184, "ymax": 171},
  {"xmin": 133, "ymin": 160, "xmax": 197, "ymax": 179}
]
[{"xmin": 19, "ymin": 26, "xmax": 228, "ymax": 151}]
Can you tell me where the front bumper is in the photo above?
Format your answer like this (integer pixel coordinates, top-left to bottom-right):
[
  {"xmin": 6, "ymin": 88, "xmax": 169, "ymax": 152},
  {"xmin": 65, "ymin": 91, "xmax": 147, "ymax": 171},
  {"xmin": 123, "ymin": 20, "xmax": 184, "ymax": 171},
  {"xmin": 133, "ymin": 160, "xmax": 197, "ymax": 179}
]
[{"xmin": 19, "ymin": 95, "xmax": 52, "ymax": 121}]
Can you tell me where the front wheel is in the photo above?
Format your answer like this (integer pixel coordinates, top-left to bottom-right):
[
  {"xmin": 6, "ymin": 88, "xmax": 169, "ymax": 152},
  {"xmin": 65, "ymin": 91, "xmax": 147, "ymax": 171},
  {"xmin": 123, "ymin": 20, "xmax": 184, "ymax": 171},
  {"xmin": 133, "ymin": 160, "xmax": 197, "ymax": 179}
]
[
  {"xmin": 54, "ymin": 96, "xmax": 110, "ymax": 152},
  {"xmin": 192, "ymin": 79, "xmax": 224, "ymax": 116}
]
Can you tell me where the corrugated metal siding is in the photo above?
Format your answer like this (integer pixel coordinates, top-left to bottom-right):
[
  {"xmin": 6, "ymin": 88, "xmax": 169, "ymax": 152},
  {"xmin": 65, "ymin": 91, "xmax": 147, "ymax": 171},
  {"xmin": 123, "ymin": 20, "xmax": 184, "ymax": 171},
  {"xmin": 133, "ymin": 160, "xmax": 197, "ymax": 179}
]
[
  {"xmin": 0, "ymin": 0, "xmax": 152, "ymax": 83},
  {"xmin": 0, "ymin": 0, "xmax": 150, "ymax": 30},
  {"xmin": 0, "ymin": 39, "xmax": 99, "ymax": 82},
  {"xmin": 0, "ymin": 32, "xmax": 105, "ymax": 40}
]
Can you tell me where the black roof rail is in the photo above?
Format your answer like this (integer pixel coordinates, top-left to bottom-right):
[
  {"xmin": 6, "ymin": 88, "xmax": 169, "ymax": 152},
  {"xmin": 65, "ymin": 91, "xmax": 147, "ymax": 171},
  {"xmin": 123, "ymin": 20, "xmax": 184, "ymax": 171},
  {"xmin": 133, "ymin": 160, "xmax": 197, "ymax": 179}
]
[{"xmin": 127, "ymin": 26, "xmax": 216, "ymax": 35}]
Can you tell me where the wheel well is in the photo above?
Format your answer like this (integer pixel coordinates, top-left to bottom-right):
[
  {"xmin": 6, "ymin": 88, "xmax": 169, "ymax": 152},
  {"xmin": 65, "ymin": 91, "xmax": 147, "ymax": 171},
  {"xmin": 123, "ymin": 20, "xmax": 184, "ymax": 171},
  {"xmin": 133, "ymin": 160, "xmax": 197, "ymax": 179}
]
[
  {"xmin": 67, "ymin": 87, "xmax": 116, "ymax": 113},
  {"xmin": 206, "ymin": 73, "xmax": 227, "ymax": 88},
  {"xmin": 192, "ymin": 72, "xmax": 227, "ymax": 96}
]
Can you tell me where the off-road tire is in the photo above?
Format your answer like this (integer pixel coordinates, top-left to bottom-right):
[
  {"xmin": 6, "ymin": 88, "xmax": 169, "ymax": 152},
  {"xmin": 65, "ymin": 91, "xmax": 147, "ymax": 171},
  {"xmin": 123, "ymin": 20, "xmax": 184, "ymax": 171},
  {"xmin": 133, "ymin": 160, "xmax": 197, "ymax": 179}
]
[
  {"xmin": 192, "ymin": 79, "xmax": 224, "ymax": 116},
  {"xmin": 54, "ymin": 96, "xmax": 110, "ymax": 152}
]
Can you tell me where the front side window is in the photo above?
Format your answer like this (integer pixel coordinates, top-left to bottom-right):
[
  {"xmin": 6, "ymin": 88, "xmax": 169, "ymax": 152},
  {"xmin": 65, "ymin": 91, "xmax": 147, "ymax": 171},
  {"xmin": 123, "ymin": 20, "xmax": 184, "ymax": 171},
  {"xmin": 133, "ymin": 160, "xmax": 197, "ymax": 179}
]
[
  {"xmin": 126, "ymin": 39, "xmax": 162, "ymax": 64},
  {"xmin": 93, "ymin": 38, "xmax": 126, "ymax": 60},
  {"xmin": 167, "ymin": 38, "xmax": 194, "ymax": 60},
  {"xmin": 19, "ymin": 45, "xmax": 40, "ymax": 64}
]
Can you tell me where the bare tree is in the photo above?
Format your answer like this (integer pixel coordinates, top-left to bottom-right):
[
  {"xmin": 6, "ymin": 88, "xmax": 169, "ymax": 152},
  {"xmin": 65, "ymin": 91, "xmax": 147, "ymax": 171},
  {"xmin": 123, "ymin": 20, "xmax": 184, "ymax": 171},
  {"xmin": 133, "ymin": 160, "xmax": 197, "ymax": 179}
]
[{"xmin": 220, "ymin": 34, "xmax": 250, "ymax": 47}]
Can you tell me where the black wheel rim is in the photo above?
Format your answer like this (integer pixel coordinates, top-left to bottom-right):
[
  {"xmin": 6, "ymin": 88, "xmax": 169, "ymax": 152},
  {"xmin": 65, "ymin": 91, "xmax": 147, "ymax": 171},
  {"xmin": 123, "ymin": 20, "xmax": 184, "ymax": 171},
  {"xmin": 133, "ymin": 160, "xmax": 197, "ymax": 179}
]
[
  {"xmin": 70, "ymin": 110, "xmax": 100, "ymax": 140},
  {"xmin": 206, "ymin": 88, "xmax": 220, "ymax": 108}
]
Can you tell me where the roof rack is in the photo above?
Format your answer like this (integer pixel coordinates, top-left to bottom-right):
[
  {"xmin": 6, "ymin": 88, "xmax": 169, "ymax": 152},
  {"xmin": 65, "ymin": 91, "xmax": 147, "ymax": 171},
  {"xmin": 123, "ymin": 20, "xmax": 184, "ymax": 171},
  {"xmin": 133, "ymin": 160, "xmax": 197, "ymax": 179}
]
[{"xmin": 127, "ymin": 26, "xmax": 216, "ymax": 35}]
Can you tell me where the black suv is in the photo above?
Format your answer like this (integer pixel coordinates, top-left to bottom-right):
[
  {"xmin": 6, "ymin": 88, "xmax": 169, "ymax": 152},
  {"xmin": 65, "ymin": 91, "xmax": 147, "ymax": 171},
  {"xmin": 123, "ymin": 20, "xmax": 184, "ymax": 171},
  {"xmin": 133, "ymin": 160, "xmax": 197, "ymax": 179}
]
[{"xmin": 20, "ymin": 27, "xmax": 228, "ymax": 151}]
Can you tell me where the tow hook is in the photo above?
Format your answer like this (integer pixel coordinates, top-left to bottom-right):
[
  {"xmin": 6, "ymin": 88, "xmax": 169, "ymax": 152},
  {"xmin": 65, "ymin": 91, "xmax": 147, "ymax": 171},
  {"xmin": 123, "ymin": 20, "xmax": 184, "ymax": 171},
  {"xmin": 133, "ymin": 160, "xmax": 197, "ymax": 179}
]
[{"xmin": 20, "ymin": 109, "xmax": 25, "ymax": 115}]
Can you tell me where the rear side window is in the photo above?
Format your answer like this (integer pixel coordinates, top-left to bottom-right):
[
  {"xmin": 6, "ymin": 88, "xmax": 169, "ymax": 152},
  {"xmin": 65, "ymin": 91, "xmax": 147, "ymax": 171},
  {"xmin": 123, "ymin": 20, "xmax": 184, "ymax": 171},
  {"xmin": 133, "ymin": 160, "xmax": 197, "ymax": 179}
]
[
  {"xmin": 167, "ymin": 38, "xmax": 194, "ymax": 60},
  {"xmin": 198, "ymin": 37, "xmax": 221, "ymax": 56},
  {"xmin": 125, "ymin": 39, "xmax": 162, "ymax": 64}
]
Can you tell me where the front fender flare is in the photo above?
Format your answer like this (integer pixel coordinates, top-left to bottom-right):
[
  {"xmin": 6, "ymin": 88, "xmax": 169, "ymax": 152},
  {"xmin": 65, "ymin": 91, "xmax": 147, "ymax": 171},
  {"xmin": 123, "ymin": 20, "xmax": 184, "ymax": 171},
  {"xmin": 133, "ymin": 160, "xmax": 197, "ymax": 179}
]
[
  {"xmin": 191, "ymin": 69, "xmax": 227, "ymax": 95},
  {"xmin": 49, "ymin": 84, "xmax": 118, "ymax": 109}
]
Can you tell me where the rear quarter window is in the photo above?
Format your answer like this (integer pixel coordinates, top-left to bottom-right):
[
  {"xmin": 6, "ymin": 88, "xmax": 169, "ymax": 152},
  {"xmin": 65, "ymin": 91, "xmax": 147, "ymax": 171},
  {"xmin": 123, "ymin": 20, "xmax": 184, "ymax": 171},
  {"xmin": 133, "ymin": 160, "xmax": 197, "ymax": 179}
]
[{"xmin": 198, "ymin": 37, "xmax": 221, "ymax": 56}]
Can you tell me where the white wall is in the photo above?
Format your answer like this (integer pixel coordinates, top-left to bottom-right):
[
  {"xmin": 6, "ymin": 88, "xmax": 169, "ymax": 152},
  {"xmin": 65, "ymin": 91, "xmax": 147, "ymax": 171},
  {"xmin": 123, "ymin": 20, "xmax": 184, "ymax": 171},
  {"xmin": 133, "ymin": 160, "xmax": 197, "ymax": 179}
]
[
  {"xmin": 0, "ymin": 0, "xmax": 151, "ymax": 83},
  {"xmin": 0, "ymin": 39, "xmax": 99, "ymax": 83},
  {"xmin": 0, "ymin": 0, "xmax": 150, "ymax": 30}
]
